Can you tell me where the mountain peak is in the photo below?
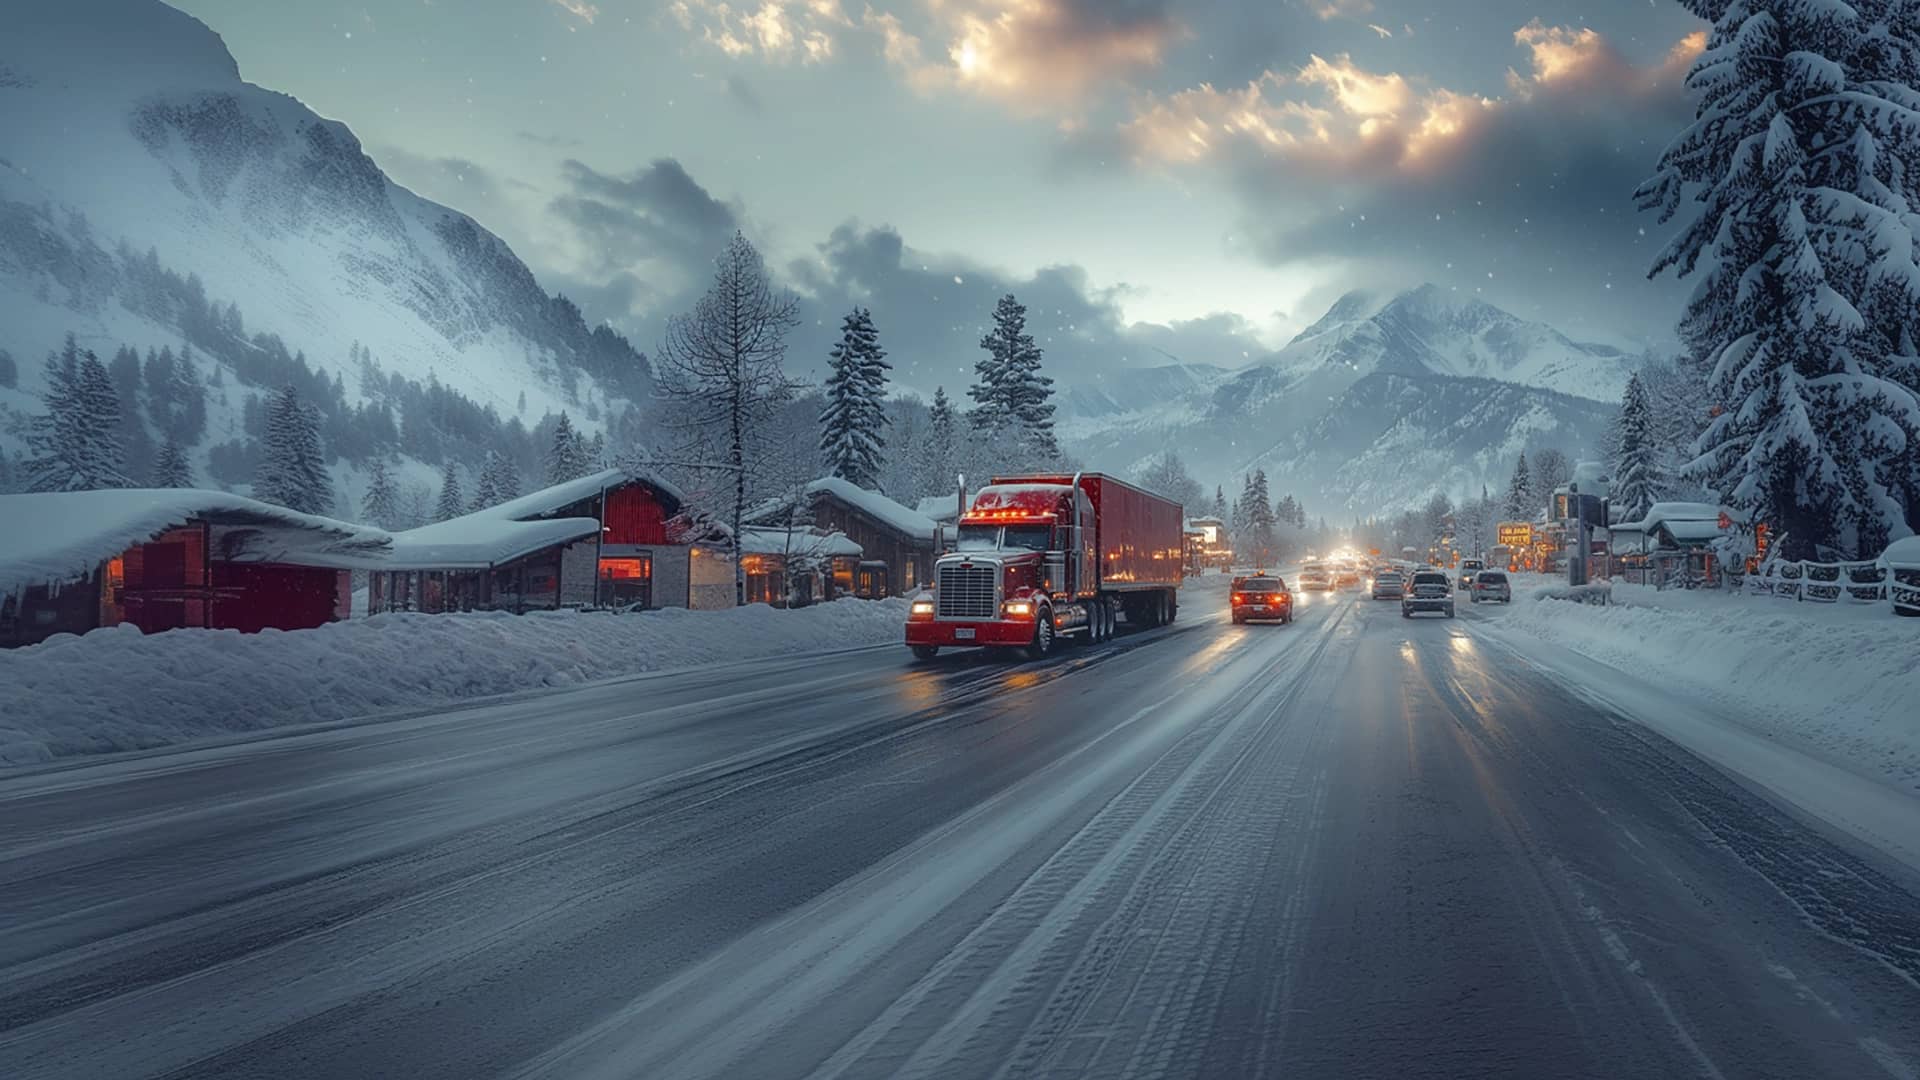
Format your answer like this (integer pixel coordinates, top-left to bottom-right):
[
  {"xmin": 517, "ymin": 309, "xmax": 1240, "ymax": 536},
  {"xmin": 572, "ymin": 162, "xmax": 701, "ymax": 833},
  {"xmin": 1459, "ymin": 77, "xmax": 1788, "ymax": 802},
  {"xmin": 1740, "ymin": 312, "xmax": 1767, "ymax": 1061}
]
[{"xmin": 5, "ymin": 0, "xmax": 240, "ymax": 94}]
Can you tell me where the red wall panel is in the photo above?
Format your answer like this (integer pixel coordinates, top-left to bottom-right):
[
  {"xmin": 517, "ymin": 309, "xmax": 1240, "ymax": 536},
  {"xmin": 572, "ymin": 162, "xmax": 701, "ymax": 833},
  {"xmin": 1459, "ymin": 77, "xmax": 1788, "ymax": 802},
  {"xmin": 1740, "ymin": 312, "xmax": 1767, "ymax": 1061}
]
[
  {"xmin": 210, "ymin": 563, "xmax": 347, "ymax": 633},
  {"xmin": 602, "ymin": 484, "xmax": 671, "ymax": 545}
]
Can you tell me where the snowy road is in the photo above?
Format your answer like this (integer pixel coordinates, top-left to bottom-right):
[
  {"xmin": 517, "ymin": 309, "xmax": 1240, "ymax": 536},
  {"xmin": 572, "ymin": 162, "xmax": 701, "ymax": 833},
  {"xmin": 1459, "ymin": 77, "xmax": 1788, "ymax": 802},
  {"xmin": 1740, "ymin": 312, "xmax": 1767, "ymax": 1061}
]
[{"xmin": 2, "ymin": 588, "xmax": 1918, "ymax": 1079}]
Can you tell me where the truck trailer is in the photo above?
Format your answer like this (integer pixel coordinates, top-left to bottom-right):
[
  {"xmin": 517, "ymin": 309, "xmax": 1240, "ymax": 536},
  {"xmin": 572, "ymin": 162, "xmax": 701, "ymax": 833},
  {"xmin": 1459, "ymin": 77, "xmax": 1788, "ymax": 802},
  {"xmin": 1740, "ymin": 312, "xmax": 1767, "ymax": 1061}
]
[{"xmin": 905, "ymin": 473, "xmax": 1184, "ymax": 660}]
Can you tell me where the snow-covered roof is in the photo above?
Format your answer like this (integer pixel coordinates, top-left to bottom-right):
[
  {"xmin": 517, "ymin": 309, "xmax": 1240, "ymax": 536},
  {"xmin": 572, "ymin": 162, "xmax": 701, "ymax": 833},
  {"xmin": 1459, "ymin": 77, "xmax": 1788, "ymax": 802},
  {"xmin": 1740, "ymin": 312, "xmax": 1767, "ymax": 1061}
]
[
  {"xmin": 0, "ymin": 489, "xmax": 391, "ymax": 597},
  {"xmin": 1660, "ymin": 519, "xmax": 1724, "ymax": 543},
  {"xmin": 484, "ymin": 467, "xmax": 685, "ymax": 523},
  {"xmin": 369, "ymin": 467, "xmax": 693, "ymax": 571},
  {"xmin": 738, "ymin": 526, "xmax": 863, "ymax": 559},
  {"xmin": 749, "ymin": 477, "xmax": 938, "ymax": 542},
  {"xmin": 1612, "ymin": 501, "xmax": 1725, "ymax": 534},
  {"xmin": 379, "ymin": 517, "xmax": 603, "ymax": 571},
  {"xmin": 915, "ymin": 494, "xmax": 964, "ymax": 523}
]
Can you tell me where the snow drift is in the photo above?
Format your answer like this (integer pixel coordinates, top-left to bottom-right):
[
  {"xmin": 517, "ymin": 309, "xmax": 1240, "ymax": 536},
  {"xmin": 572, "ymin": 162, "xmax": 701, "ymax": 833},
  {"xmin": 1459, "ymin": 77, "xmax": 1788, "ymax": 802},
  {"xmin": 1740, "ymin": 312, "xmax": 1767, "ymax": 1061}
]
[
  {"xmin": 1481, "ymin": 585, "xmax": 1920, "ymax": 791},
  {"xmin": 0, "ymin": 599, "xmax": 909, "ymax": 766}
]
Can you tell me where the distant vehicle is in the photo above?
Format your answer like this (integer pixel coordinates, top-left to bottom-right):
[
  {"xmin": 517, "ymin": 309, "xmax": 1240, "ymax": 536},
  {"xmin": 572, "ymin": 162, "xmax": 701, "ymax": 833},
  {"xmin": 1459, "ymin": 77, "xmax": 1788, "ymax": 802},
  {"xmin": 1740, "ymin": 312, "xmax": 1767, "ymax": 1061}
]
[
  {"xmin": 1371, "ymin": 570, "xmax": 1405, "ymax": 600},
  {"xmin": 1299, "ymin": 563, "xmax": 1333, "ymax": 591},
  {"xmin": 1402, "ymin": 571, "xmax": 1456, "ymax": 618},
  {"xmin": 1230, "ymin": 575, "xmax": 1293, "ymax": 624},
  {"xmin": 1457, "ymin": 559, "xmax": 1484, "ymax": 589},
  {"xmin": 1334, "ymin": 564, "xmax": 1361, "ymax": 588},
  {"xmin": 906, "ymin": 472, "xmax": 1183, "ymax": 660},
  {"xmin": 1470, "ymin": 570, "xmax": 1512, "ymax": 603}
]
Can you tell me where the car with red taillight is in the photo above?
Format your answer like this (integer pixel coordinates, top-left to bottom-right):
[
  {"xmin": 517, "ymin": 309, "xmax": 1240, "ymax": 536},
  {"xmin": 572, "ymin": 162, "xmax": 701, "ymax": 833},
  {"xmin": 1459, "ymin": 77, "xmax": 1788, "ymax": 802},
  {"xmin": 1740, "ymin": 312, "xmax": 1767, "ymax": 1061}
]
[{"xmin": 1230, "ymin": 575, "xmax": 1292, "ymax": 624}]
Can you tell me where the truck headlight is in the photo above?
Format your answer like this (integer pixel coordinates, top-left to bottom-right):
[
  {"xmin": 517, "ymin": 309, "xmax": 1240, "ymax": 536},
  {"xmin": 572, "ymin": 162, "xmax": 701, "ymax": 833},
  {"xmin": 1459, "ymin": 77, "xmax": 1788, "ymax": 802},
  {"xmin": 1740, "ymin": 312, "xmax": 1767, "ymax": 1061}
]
[
  {"xmin": 1003, "ymin": 600, "xmax": 1033, "ymax": 617},
  {"xmin": 910, "ymin": 599, "xmax": 935, "ymax": 616}
]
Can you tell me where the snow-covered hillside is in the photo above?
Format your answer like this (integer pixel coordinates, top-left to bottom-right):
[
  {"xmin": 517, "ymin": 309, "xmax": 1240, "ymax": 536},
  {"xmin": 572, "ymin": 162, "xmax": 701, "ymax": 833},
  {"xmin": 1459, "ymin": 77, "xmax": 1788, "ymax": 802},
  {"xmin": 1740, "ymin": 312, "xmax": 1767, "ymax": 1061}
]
[
  {"xmin": 0, "ymin": 0, "xmax": 640, "ymax": 436},
  {"xmin": 1062, "ymin": 286, "xmax": 1637, "ymax": 514},
  {"xmin": 1265, "ymin": 284, "xmax": 1644, "ymax": 403}
]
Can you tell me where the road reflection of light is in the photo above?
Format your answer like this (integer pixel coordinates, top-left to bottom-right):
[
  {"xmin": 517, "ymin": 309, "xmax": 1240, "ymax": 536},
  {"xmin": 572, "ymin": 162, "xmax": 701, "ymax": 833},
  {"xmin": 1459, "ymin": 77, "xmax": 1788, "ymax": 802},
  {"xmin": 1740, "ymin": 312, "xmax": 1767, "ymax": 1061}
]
[
  {"xmin": 1180, "ymin": 628, "xmax": 1243, "ymax": 677},
  {"xmin": 897, "ymin": 669, "xmax": 944, "ymax": 708},
  {"xmin": 1399, "ymin": 642, "xmax": 1418, "ymax": 666},
  {"xmin": 1450, "ymin": 635, "xmax": 1475, "ymax": 655},
  {"xmin": 1002, "ymin": 670, "xmax": 1042, "ymax": 691}
]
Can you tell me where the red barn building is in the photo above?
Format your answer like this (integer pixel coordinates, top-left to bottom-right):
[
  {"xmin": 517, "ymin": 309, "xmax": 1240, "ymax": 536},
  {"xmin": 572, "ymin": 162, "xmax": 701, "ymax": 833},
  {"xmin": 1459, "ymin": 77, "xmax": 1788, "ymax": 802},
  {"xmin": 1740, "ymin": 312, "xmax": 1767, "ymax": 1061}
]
[{"xmin": 0, "ymin": 490, "xmax": 390, "ymax": 649}]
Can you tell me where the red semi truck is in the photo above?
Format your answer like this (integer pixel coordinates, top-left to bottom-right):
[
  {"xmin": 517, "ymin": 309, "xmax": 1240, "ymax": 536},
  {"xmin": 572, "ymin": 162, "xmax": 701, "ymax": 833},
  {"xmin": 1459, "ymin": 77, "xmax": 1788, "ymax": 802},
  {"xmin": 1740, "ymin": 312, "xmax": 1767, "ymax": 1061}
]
[{"xmin": 905, "ymin": 472, "xmax": 1184, "ymax": 660}]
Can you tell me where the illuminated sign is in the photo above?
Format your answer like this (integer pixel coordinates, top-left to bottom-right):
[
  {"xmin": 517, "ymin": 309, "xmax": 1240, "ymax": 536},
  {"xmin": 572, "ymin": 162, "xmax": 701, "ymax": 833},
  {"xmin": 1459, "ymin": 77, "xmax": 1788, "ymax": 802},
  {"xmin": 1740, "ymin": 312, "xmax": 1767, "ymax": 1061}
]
[{"xmin": 1497, "ymin": 522, "xmax": 1533, "ymax": 548}]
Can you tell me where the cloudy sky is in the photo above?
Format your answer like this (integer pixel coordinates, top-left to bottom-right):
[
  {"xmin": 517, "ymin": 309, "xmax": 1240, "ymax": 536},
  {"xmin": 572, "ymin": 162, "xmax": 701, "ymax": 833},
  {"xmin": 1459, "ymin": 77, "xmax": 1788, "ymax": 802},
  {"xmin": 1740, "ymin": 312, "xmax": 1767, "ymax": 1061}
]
[{"xmin": 170, "ymin": 0, "xmax": 1707, "ymax": 393}]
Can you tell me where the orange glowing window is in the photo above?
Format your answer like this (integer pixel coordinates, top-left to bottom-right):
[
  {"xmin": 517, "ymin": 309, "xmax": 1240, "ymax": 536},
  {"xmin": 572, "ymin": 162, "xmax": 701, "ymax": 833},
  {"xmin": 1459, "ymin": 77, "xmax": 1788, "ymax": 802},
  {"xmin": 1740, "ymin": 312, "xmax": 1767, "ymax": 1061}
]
[{"xmin": 598, "ymin": 557, "xmax": 650, "ymax": 581}]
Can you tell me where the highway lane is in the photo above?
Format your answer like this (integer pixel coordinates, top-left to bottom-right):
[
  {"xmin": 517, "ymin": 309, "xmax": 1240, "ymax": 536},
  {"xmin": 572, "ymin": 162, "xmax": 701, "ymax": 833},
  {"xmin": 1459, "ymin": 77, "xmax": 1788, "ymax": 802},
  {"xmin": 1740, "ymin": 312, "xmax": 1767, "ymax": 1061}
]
[{"xmin": 0, "ymin": 584, "xmax": 1916, "ymax": 1078}]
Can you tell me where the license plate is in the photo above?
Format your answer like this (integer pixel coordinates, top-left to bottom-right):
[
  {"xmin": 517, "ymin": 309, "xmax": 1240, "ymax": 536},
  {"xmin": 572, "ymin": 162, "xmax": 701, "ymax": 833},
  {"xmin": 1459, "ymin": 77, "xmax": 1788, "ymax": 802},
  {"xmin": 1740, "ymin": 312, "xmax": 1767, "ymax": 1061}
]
[{"xmin": 954, "ymin": 628, "xmax": 976, "ymax": 640}]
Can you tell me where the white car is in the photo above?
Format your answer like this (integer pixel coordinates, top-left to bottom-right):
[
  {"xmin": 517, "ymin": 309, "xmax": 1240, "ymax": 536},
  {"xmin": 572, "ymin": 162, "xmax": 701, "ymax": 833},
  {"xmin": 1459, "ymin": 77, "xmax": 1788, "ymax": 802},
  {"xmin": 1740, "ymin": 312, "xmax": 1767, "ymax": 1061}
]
[
  {"xmin": 1469, "ymin": 570, "xmax": 1512, "ymax": 603},
  {"xmin": 1402, "ymin": 571, "xmax": 1456, "ymax": 618},
  {"xmin": 1371, "ymin": 571, "xmax": 1405, "ymax": 600}
]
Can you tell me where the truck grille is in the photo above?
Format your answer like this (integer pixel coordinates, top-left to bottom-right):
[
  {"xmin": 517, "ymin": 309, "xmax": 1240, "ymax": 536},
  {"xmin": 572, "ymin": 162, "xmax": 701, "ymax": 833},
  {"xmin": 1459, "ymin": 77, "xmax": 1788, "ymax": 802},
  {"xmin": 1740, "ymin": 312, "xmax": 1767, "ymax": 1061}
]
[{"xmin": 937, "ymin": 564, "xmax": 997, "ymax": 619}]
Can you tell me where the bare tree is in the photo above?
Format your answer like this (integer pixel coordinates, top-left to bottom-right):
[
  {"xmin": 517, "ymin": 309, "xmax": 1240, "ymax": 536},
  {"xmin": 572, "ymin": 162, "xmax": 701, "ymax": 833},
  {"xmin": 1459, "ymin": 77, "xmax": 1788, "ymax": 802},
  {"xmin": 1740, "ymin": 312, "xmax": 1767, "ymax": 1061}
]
[{"xmin": 654, "ymin": 232, "xmax": 803, "ymax": 605}]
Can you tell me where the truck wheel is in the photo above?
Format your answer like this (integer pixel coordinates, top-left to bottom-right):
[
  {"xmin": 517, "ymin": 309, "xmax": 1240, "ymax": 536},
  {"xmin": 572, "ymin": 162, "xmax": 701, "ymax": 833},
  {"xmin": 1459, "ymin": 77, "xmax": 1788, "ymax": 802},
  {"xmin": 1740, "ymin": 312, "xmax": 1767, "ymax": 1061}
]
[
  {"xmin": 1026, "ymin": 609, "xmax": 1056, "ymax": 660},
  {"xmin": 910, "ymin": 645, "xmax": 940, "ymax": 661},
  {"xmin": 1166, "ymin": 592, "xmax": 1177, "ymax": 624}
]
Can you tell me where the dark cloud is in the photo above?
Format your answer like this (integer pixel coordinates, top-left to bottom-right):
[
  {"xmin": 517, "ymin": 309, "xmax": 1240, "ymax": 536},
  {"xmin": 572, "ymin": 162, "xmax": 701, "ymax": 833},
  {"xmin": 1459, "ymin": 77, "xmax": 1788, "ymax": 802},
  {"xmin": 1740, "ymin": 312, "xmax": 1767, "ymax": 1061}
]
[
  {"xmin": 546, "ymin": 158, "xmax": 744, "ymax": 328},
  {"xmin": 781, "ymin": 221, "xmax": 1267, "ymax": 391}
]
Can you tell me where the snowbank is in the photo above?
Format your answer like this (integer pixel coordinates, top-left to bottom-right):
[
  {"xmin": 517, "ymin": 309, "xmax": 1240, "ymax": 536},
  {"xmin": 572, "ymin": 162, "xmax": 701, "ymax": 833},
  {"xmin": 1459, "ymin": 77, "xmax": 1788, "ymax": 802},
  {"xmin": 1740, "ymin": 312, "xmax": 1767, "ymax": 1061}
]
[
  {"xmin": 1480, "ymin": 585, "xmax": 1920, "ymax": 790},
  {"xmin": 0, "ymin": 598, "xmax": 909, "ymax": 766}
]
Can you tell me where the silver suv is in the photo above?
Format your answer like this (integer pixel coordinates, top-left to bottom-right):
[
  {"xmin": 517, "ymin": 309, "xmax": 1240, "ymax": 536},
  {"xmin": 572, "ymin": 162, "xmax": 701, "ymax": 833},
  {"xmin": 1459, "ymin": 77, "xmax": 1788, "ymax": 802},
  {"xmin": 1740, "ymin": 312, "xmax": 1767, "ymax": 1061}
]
[{"xmin": 1402, "ymin": 571, "xmax": 1456, "ymax": 618}]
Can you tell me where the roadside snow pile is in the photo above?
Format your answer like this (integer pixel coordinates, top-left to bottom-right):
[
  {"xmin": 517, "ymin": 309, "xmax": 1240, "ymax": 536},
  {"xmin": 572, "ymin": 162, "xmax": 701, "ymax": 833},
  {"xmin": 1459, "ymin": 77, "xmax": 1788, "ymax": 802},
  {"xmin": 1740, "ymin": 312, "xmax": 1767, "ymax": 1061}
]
[
  {"xmin": 1485, "ymin": 585, "xmax": 1920, "ymax": 788},
  {"xmin": 1532, "ymin": 582, "xmax": 1612, "ymax": 605},
  {"xmin": 0, "ymin": 598, "xmax": 908, "ymax": 766}
]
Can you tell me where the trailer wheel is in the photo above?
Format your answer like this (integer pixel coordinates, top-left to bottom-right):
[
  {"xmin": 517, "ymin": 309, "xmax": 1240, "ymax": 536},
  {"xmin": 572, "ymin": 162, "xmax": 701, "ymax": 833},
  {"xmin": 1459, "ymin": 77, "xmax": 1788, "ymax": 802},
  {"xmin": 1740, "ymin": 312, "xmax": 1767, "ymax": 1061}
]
[
  {"xmin": 1026, "ymin": 608, "xmax": 1056, "ymax": 660},
  {"xmin": 910, "ymin": 645, "xmax": 940, "ymax": 661},
  {"xmin": 1166, "ymin": 591, "xmax": 1177, "ymax": 624}
]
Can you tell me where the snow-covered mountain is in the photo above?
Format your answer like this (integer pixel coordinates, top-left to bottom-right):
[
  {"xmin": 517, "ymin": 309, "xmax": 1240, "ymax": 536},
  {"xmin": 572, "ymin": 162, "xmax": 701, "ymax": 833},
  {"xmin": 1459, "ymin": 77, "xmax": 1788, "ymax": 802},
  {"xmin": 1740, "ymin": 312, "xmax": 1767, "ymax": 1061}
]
[
  {"xmin": 1262, "ymin": 284, "xmax": 1642, "ymax": 403},
  {"xmin": 0, "ymin": 0, "xmax": 641, "ymax": 433},
  {"xmin": 1063, "ymin": 286, "xmax": 1638, "ymax": 515}
]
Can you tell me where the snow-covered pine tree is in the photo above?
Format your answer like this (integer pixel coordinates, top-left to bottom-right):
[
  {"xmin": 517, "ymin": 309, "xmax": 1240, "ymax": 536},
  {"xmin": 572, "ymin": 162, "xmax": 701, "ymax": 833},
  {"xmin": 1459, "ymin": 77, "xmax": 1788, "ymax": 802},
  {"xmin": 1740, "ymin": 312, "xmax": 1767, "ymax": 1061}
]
[
  {"xmin": 587, "ymin": 432, "xmax": 607, "ymax": 472},
  {"xmin": 434, "ymin": 460, "xmax": 464, "ymax": 522},
  {"xmin": 26, "ymin": 338, "xmax": 133, "ymax": 492},
  {"xmin": 253, "ymin": 384, "xmax": 332, "ymax": 514},
  {"xmin": 471, "ymin": 451, "xmax": 501, "ymax": 511},
  {"xmin": 1503, "ymin": 452, "xmax": 1532, "ymax": 521},
  {"xmin": 546, "ymin": 413, "xmax": 592, "ymax": 485},
  {"xmin": 970, "ymin": 294, "xmax": 1058, "ymax": 459},
  {"xmin": 488, "ymin": 452, "xmax": 522, "ymax": 502},
  {"xmin": 1638, "ymin": 0, "xmax": 1920, "ymax": 558},
  {"xmin": 362, "ymin": 458, "xmax": 401, "ymax": 529},
  {"xmin": 0, "ymin": 448, "xmax": 14, "ymax": 493},
  {"xmin": 918, "ymin": 386, "xmax": 959, "ymax": 497},
  {"xmin": 1245, "ymin": 469, "xmax": 1277, "ymax": 566},
  {"xmin": 819, "ymin": 307, "xmax": 892, "ymax": 489},
  {"xmin": 1211, "ymin": 486, "xmax": 1228, "ymax": 521},
  {"xmin": 152, "ymin": 439, "xmax": 193, "ymax": 488},
  {"xmin": 1612, "ymin": 371, "xmax": 1661, "ymax": 523}
]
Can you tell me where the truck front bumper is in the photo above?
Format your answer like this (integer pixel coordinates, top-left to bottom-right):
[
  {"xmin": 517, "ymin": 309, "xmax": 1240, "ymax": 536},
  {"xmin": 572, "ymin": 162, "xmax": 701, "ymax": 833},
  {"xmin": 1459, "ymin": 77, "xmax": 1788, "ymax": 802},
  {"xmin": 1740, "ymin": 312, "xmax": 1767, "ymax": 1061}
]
[{"xmin": 906, "ymin": 619, "xmax": 1036, "ymax": 648}]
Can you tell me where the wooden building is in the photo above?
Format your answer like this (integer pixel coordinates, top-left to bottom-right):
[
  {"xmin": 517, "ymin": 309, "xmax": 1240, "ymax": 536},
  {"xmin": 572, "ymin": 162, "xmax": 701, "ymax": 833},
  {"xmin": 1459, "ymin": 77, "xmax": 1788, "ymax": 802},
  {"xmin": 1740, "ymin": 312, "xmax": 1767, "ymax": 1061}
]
[
  {"xmin": 0, "ymin": 489, "xmax": 388, "ymax": 649},
  {"xmin": 737, "ymin": 526, "xmax": 863, "ymax": 607},
  {"xmin": 364, "ymin": 467, "xmax": 733, "ymax": 614},
  {"xmin": 746, "ymin": 477, "xmax": 939, "ymax": 599}
]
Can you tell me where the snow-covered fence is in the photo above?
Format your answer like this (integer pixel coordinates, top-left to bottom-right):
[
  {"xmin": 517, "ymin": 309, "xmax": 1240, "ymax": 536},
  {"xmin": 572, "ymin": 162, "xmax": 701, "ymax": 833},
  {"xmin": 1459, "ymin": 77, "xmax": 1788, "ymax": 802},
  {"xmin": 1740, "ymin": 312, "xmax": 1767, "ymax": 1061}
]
[{"xmin": 1743, "ymin": 557, "xmax": 1895, "ymax": 609}]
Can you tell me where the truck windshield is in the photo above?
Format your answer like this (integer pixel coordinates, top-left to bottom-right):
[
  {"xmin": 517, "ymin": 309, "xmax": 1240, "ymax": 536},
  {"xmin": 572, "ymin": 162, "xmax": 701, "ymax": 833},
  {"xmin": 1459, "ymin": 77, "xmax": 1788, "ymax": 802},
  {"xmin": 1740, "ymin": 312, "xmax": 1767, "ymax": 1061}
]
[
  {"xmin": 954, "ymin": 524, "xmax": 1054, "ymax": 552},
  {"xmin": 1002, "ymin": 525, "xmax": 1051, "ymax": 551},
  {"xmin": 955, "ymin": 525, "xmax": 1000, "ymax": 551}
]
